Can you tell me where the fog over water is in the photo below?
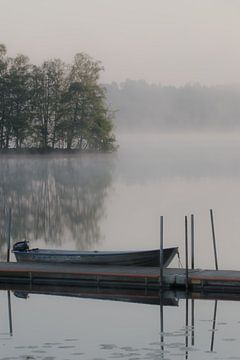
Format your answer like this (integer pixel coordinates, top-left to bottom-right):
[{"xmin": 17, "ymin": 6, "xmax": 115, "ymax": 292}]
[
  {"xmin": 1, "ymin": 131, "xmax": 240, "ymax": 270},
  {"xmin": 0, "ymin": 153, "xmax": 114, "ymax": 254},
  {"xmin": 106, "ymin": 81, "xmax": 240, "ymax": 132},
  {"xmin": 104, "ymin": 131, "xmax": 240, "ymax": 270}
]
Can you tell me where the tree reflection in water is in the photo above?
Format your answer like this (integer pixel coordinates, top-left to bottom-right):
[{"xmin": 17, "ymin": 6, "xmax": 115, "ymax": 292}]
[{"xmin": 0, "ymin": 154, "xmax": 114, "ymax": 259}]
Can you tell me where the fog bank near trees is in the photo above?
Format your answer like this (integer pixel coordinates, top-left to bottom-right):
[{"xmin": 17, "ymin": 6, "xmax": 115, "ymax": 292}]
[{"xmin": 105, "ymin": 80, "xmax": 240, "ymax": 132}]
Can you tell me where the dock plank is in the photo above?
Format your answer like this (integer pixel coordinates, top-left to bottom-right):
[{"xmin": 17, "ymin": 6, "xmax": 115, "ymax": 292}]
[{"xmin": 1, "ymin": 262, "xmax": 240, "ymax": 292}]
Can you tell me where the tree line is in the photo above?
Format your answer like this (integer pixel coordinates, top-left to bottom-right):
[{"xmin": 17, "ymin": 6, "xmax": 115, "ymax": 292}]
[
  {"xmin": 0, "ymin": 45, "xmax": 115, "ymax": 152},
  {"xmin": 105, "ymin": 80, "xmax": 240, "ymax": 131}
]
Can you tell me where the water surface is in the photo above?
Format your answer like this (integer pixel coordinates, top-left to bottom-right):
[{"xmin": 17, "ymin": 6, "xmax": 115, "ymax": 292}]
[
  {"xmin": 1, "ymin": 131, "xmax": 240, "ymax": 359},
  {"xmin": 1, "ymin": 132, "xmax": 240, "ymax": 269},
  {"xmin": 0, "ymin": 290, "xmax": 240, "ymax": 360}
]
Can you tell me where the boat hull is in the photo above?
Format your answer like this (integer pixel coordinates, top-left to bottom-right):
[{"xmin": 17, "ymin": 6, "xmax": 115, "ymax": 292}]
[{"xmin": 12, "ymin": 247, "xmax": 178, "ymax": 267}]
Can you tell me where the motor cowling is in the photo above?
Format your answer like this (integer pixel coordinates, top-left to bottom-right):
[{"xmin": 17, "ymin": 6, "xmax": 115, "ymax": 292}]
[{"xmin": 13, "ymin": 241, "xmax": 29, "ymax": 252}]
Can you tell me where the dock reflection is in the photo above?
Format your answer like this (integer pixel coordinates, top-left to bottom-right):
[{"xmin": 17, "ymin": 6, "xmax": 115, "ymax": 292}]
[
  {"xmin": 5, "ymin": 284, "xmax": 179, "ymax": 306},
  {"xmin": 2, "ymin": 285, "xmax": 240, "ymax": 358}
]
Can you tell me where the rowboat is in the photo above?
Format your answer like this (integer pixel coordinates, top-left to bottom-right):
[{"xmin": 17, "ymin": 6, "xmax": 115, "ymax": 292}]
[{"xmin": 12, "ymin": 241, "xmax": 178, "ymax": 267}]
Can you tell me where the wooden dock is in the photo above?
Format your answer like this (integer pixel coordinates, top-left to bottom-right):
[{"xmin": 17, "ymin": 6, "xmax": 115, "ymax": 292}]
[{"xmin": 1, "ymin": 262, "xmax": 240, "ymax": 293}]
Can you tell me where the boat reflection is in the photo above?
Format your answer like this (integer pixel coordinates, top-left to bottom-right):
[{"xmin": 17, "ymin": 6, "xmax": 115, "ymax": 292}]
[
  {"xmin": 2, "ymin": 285, "xmax": 240, "ymax": 358},
  {"xmin": 9, "ymin": 284, "xmax": 179, "ymax": 306}
]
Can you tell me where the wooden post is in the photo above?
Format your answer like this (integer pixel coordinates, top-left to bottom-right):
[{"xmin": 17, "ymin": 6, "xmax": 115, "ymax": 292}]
[
  {"xmin": 160, "ymin": 216, "xmax": 164, "ymax": 287},
  {"xmin": 7, "ymin": 208, "xmax": 12, "ymax": 263},
  {"xmin": 191, "ymin": 214, "xmax": 194, "ymax": 270},
  {"xmin": 210, "ymin": 209, "xmax": 218, "ymax": 271},
  {"xmin": 185, "ymin": 216, "xmax": 189, "ymax": 289}
]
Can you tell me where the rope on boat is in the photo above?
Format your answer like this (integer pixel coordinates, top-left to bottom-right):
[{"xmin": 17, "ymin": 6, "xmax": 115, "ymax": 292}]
[{"xmin": 177, "ymin": 250, "xmax": 183, "ymax": 268}]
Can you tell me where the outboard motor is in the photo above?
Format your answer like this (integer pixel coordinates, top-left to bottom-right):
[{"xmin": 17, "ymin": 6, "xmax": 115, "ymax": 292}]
[{"xmin": 13, "ymin": 241, "xmax": 29, "ymax": 252}]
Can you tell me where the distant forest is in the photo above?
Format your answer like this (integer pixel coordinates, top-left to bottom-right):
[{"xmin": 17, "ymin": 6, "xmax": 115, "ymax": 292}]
[
  {"xmin": 105, "ymin": 80, "xmax": 240, "ymax": 131},
  {"xmin": 2, "ymin": 42, "xmax": 240, "ymax": 153},
  {"xmin": 0, "ymin": 45, "xmax": 115, "ymax": 152}
]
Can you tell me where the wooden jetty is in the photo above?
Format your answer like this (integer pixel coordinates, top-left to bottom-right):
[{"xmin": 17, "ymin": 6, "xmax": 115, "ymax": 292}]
[{"xmin": 1, "ymin": 262, "xmax": 240, "ymax": 293}]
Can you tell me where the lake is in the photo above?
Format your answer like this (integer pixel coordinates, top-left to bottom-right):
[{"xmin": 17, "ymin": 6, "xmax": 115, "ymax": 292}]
[{"xmin": 1, "ymin": 131, "xmax": 240, "ymax": 359}]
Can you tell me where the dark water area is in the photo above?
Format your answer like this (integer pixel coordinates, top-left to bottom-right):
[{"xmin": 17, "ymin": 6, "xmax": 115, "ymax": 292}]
[{"xmin": 1, "ymin": 132, "xmax": 240, "ymax": 359}]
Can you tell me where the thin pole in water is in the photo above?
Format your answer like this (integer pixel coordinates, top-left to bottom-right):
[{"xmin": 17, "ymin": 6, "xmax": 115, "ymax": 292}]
[
  {"xmin": 160, "ymin": 216, "xmax": 164, "ymax": 288},
  {"xmin": 7, "ymin": 291, "xmax": 13, "ymax": 336},
  {"xmin": 191, "ymin": 299, "xmax": 195, "ymax": 346},
  {"xmin": 185, "ymin": 216, "xmax": 189, "ymax": 289},
  {"xmin": 7, "ymin": 208, "xmax": 12, "ymax": 263},
  {"xmin": 185, "ymin": 296, "xmax": 189, "ymax": 360},
  {"xmin": 191, "ymin": 214, "xmax": 194, "ymax": 270},
  {"xmin": 210, "ymin": 209, "xmax": 218, "ymax": 271},
  {"xmin": 160, "ymin": 291, "xmax": 164, "ymax": 358},
  {"xmin": 210, "ymin": 300, "xmax": 218, "ymax": 352}
]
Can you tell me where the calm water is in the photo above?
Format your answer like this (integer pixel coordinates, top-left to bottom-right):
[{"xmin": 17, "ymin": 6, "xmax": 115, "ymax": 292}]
[
  {"xmin": 1, "ymin": 290, "xmax": 240, "ymax": 359},
  {"xmin": 1, "ymin": 131, "xmax": 240, "ymax": 359}
]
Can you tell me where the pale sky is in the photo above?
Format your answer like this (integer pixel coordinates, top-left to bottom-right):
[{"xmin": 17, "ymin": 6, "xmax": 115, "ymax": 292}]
[{"xmin": 0, "ymin": 0, "xmax": 240, "ymax": 85}]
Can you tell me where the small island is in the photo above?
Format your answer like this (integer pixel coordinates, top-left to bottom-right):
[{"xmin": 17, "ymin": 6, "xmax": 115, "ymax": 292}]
[{"xmin": 0, "ymin": 44, "xmax": 116, "ymax": 153}]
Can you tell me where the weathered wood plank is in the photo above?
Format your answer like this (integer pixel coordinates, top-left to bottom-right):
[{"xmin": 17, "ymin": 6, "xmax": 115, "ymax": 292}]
[{"xmin": 0, "ymin": 262, "xmax": 240, "ymax": 292}]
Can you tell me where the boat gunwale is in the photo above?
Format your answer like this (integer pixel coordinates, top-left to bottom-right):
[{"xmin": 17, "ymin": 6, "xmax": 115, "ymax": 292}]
[{"xmin": 12, "ymin": 247, "xmax": 178, "ymax": 257}]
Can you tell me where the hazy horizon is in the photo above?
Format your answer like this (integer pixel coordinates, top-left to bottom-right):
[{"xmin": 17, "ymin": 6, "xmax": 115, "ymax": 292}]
[{"xmin": 1, "ymin": 0, "xmax": 240, "ymax": 86}]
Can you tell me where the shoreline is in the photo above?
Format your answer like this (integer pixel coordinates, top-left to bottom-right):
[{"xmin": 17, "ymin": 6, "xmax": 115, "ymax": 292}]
[{"xmin": 0, "ymin": 148, "xmax": 116, "ymax": 156}]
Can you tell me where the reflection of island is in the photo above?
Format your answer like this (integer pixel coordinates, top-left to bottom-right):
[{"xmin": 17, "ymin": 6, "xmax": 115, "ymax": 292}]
[{"xmin": 0, "ymin": 154, "xmax": 114, "ymax": 258}]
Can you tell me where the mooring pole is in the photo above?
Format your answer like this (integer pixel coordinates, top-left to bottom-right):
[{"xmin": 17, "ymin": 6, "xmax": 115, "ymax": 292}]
[
  {"xmin": 210, "ymin": 209, "xmax": 218, "ymax": 271},
  {"xmin": 160, "ymin": 216, "xmax": 164, "ymax": 287},
  {"xmin": 7, "ymin": 208, "xmax": 12, "ymax": 263},
  {"xmin": 185, "ymin": 216, "xmax": 189, "ymax": 289},
  {"xmin": 210, "ymin": 300, "xmax": 218, "ymax": 352},
  {"xmin": 160, "ymin": 291, "xmax": 164, "ymax": 358},
  {"xmin": 191, "ymin": 214, "xmax": 194, "ymax": 270},
  {"xmin": 185, "ymin": 296, "xmax": 189, "ymax": 360},
  {"xmin": 7, "ymin": 291, "xmax": 13, "ymax": 336},
  {"xmin": 191, "ymin": 299, "xmax": 195, "ymax": 346}
]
